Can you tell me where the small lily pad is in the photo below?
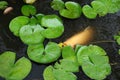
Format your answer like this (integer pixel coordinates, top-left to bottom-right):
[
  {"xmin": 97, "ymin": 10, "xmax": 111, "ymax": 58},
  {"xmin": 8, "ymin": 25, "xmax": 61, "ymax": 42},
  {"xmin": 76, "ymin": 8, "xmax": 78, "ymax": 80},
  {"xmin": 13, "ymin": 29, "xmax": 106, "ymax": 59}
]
[
  {"xmin": 43, "ymin": 66, "xmax": 56, "ymax": 80},
  {"xmin": 51, "ymin": 0, "xmax": 65, "ymax": 11},
  {"xmin": 54, "ymin": 59, "xmax": 79, "ymax": 72},
  {"xmin": 27, "ymin": 42, "xmax": 61, "ymax": 63},
  {"xmin": 21, "ymin": 5, "xmax": 37, "ymax": 16},
  {"xmin": 59, "ymin": 1, "xmax": 82, "ymax": 19},
  {"xmin": 19, "ymin": 24, "xmax": 45, "ymax": 45},
  {"xmin": 41, "ymin": 15, "xmax": 64, "ymax": 39},
  {"xmin": 9, "ymin": 16, "xmax": 29, "ymax": 36},
  {"xmin": 82, "ymin": 5, "xmax": 97, "ymax": 19},
  {"xmin": 0, "ymin": 51, "xmax": 32, "ymax": 80}
]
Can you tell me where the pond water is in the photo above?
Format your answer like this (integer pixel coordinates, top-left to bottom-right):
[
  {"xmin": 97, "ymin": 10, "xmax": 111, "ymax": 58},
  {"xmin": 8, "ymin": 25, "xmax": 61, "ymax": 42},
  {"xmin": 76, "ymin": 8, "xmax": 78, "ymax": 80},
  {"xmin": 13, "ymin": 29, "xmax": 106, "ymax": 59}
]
[{"xmin": 0, "ymin": 0, "xmax": 120, "ymax": 80}]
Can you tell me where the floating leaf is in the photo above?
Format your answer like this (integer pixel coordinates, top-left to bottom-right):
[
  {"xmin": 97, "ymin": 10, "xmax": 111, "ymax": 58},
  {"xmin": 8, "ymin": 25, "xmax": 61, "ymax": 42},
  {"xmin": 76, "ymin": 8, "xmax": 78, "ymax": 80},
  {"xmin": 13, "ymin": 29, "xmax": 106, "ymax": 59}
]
[
  {"xmin": 7, "ymin": 57, "xmax": 32, "ymax": 80},
  {"xmin": 53, "ymin": 69, "xmax": 77, "ymax": 80},
  {"xmin": 19, "ymin": 24, "xmax": 45, "ymax": 45},
  {"xmin": 77, "ymin": 45, "xmax": 111, "ymax": 80},
  {"xmin": 41, "ymin": 15, "xmax": 64, "ymax": 39},
  {"xmin": 21, "ymin": 5, "xmax": 37, "ymax": 16},
  {"xmin": 43, "ymin": 66, "xmax": 56, "ymax": 80},
  {"xmin": 9, "ymin": 16, "xmax": 29, "ymax": 36},
  {"xmin": 59, "ymin": 1, "xmax": 82, "ymax": 19},
  {"xmin": 0, "ymin": 51, "xmax": 15, "ymax": 78},
  {"xmin": 0, "ymin": 51, "xmax": 31, "ymax": 80},
  {"xmin": 27, "ymin": 42, "xmax": 61, "ymax": 63},
  {"xmin": 54, "ymin": 59, "xmax": 79, "ymax": 72},
  {"xmin": 35, "ymin": 13, "xmax": 45, "ymax": 25},
  {"xmin": 91, "ymin": 1, "xmax": 108, "ymax": 16},
  {"xmin": 51, "ymin": 0, "xmax": 65, "ymax": 11},
  {"xmin": 0, "ymin": 1, "xmax": 8, "ymax": 10},
  {"xmin": 82, "ymin": 5, "xmax": 97, "ymax": 19}
]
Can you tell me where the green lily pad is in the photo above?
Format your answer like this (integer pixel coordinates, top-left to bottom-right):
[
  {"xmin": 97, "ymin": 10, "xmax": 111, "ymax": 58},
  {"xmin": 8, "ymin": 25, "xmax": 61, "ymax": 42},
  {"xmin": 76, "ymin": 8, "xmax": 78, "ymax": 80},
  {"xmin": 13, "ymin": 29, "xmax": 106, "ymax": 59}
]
[
  {"xmin": 29, "ymin": 16, "xmax": 38, "ymax": 25},
  {"xmin": 0, "ymin": 51, "xmax": 32, "ymax": 80},
  {"xmin": 91, "ymin": 1, "xmax": 108, "ymax": 16},
  {"xmin": 53, "ymin": 69, "xmax": 77, "ymax": 80},
  {"xmin": 27, "ymin": 42, "xmax": 61, "ymax": 63},
  {"xmin": 19, "ymin": 24, "xmax": 45, "ymax": 45},
  {"xmin": 9, "ymin": 16, "xmax": 29, "ymax": 36},
  {"xmin": 43, "ymin": 66, "xmax": 56, "ymax": 80},
  {"xmin": 0, "ymin": 1, "xmax": 8, "ymax": 10},
  {"xmin": 21, "ymin": 5, "xmax": 37, "ymax": 16},
  {"xmin": 59, "ymin": 1, "xmax": 82, "ymax": 19},
  {"xmin": 54, "ymin": 59, "xmax": 79, "ymax": 72},
  {"xmin": 51, "ymin": 0, "xmax": 65, "ymax": 11},
  {"xmin": 62, "ymin": 46, "xmax": 76, "ymax": 59},
  {"xmin": 82, "ymin": 5, "xmax": 97, "ymax": 19},
  {"xmin": 7, "ymin": 57, "xmax": 32, "ymax": 80},
  {"xmin": 35, "ymin": 13, "xmax": 45, "ymax": 25},
  {"xmin": 77, "ymin": 45, "xmax": 111, "ymax": 80},
  {"xmin": 0, "ymin": 51, "xmax": 15, "ymax": 78},
  {"xmin": 41, "ymin": 15, "xmax": 64, "ymax": 39}
]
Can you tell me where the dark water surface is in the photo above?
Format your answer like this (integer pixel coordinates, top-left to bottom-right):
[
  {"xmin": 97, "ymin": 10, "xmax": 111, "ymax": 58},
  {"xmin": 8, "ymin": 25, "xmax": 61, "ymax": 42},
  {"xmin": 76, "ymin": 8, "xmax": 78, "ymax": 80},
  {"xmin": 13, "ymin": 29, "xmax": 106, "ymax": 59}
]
[{"xmin": 0, "ymin": 0, "xmax": 120, "ymax": 80}]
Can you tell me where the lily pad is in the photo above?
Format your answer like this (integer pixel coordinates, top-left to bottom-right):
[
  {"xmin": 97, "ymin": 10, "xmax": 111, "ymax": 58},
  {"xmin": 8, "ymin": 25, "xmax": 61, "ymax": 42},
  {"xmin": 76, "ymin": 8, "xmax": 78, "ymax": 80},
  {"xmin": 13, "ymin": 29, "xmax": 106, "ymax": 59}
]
[
  {"xmin": 51, "ymin": 0, "xmax": 65, "ymax": 11},
  {"xmin": 54, "ymin": 59, "xmax": 79, "ymax": 72},
  {"xmin": 41, "ymin": 15, "xmax": 64, "ymax": 39},
  {"xmin": 27, "ymin": 42, "xmax": 61, "ymax": 63},
  {"xmin": 21, "ymin": 5, "xmax": 37, "ymax": 16},
  {"xmin": 59, "ymin": 1, "xmax": 82, "ymax": 19},
  {"xmin": 77, "ymin": 45, "xmax": 111, "ymax": 80},
  {"xmin": 0, "ymin": 51, "xmax": 32, "ymax": 80},
  {"xmin": 9, "ymin": 16, "xmax": 29, "ymax": 36},
  {"xmin": 19, "ymin": 24, "xmax": 45, "ymax": 45},
  {"xmin": 82, "ymin": 5, "xmax": 97, "ymax": 19}
]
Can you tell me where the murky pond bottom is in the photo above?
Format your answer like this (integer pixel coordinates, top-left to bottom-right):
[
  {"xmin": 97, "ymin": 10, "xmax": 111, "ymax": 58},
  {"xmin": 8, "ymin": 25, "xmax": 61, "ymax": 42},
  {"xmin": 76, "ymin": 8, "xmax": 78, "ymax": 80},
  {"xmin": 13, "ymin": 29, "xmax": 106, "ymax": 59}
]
[{"xmin": 0, "ymin": 0, "xmax": 120, "ymax": 80}]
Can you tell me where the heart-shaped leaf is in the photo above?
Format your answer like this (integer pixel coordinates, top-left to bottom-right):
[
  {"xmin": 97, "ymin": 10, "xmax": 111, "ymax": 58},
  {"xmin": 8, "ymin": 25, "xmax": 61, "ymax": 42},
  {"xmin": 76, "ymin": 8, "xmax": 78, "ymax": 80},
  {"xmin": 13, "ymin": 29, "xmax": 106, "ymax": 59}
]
[
  {"xmin": 7, "ymin": 57, "xmax": 32, "ymax": 80},
  {"xmin": 0, "ymin": 51, "xmax": 32, "ymax": 80},
  {"xmin": 82, "ymin": 5, "xmax": 97, "ymax": 19},
  {"xmin": 9, "ymin": 16, "xmax": 29, "ymax": 36},
  {"xmin": 19, "ymin": 24, "xmax": 45, "ymax": 45},
  {"xmin": 21, "ymin": 5, "xmax": 37, "ymax": 16},
  {"xmin": 51, "ymin": 0, "xmax": 65, "ymax": 11},
  {"xmin": 91, "ymin": 1, "xmax": 108, "ymax": 16},
  {"xmin": 77, "ymin": 45, "xmax": 111, "ymax": 80},
  {"xmin": 43, "ymin": 66, "xmax": 77, "ymax": 80},
  {"xmin": 27, "ymin": 42, "xmax": 61, "ymax": 63},
  {"xmin": 59, "ymin": 1, "xmax": 82, "ymax": 19},
  {"xmin": 0, "ymin": 51, "xmax": 15, "ymax": 78},
  {"xmin": 43, "ymin": 66, "xmax": 56, "ymax": 80},
  {"xmin": 41, "ymin": 15, "xmax": 64, "ymax": 39}
]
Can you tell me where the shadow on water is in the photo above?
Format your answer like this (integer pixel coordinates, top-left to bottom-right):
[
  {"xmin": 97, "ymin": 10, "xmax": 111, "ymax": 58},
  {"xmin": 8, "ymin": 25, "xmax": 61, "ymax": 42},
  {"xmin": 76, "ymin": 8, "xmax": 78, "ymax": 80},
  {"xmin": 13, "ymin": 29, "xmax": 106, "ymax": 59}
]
[{"xmin": 0, "ymin": 0, "xmax": 120, "ymax": 80}]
